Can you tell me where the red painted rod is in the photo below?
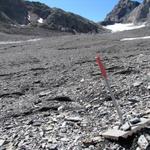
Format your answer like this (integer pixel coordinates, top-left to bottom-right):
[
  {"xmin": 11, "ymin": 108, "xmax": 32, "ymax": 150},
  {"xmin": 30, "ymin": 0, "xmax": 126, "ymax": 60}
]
[
  {"xmin": 96, "ymin": 54, "xmax": 107, "ymax": 79},
  {"xmin": 96, "ymin": 54, "xmax": 124, "ymax": 124}
]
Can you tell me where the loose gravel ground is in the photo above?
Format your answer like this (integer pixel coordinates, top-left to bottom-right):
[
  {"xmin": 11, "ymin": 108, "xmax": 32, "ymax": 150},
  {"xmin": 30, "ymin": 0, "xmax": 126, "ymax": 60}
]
[{"xmin": 0, "ymin": 27, "xmax": 150, "ymax": 150}]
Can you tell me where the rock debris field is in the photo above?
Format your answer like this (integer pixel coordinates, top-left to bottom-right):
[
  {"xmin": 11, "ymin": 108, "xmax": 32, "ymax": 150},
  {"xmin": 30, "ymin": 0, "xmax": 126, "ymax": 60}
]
[{"xmin": 0, "ymin": 27, "xmax": 150, "ymax": 150}]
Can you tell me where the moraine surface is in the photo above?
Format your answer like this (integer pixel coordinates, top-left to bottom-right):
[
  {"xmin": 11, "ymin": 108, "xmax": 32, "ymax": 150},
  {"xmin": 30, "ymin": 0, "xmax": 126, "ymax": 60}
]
[{"xmin": 0, "ymin": 27, "xmax": 150, "ymax": 150}]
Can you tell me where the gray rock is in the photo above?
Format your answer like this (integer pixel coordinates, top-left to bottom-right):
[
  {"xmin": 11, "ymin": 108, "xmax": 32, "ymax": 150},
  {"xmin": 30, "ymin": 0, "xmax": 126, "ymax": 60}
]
[
  {"xmin": 89, "ymin": 145, "xmax": 95, "ymax": 150},
  {"xmin": 138, "ymin": 135, "xmax": 149, "ymax": 150},
  {"xmin": 5, "ymin": 142, "xmax": 15, "ymax": 150},
  {"xmin": 65, "ymin": 116, "xmax": 82, "ymax": 122},
  {"xmin": 72, "ymin": 146, "xmax": 82, "ymax": 150},
  {"xmin": 128, "ymin": 96, "xmax": 141, "ymax": 103},
  {"xmin": 147, "ymin": 72, "xmax": 150, "ymax": 82},
  {"xmin": 46, "ymin": 136, "xmax": 57, "ymax": 143},
  {"xmin": 147, "ymin": 84, "xmax": 150, "ymax": 90},
  {"xmin": 92, "ymin": 136, "xmax": 103, "ymax": 143},
  {"xmin": 133, "ymin": 80, "xmax": 142, "ymax": 87},
  {"xmin": 57, "ymin": 105, "xmax": 65, "ymax": 112},
  {"xmin": 0, "ymin": 139, "xmax": 5, "ymax": 146},
  {"xmin": 33, "ymin": 121, "xmax": 42, "ymax": 126},
  {"xmin": 130, "ymin": 117, "xmax": 141, "ymax": 124},
  {"xmin": 136, "ymin": 147, "xmax": 141, "ymax": 150},
  {"xmin": 39, "ymin": 90, "xmax": 51, "ymax": 97},
  {"xmin": 45, "ymin": 126, "xmax": 53, "ymax": 131},
  {"xmin": 145, "ymin": 134, "xmax": 150, "ymax": 141},
  {"xmin": 60, "ymin": 137, "xmax": 69, "ymax": 142},
  {"xmin": 120, "ymin": 122, "xmax": 131, "ymax": 131},
  {"xmin": 47, "ymin": 143, "xmax": 58, "ymax": 150}
]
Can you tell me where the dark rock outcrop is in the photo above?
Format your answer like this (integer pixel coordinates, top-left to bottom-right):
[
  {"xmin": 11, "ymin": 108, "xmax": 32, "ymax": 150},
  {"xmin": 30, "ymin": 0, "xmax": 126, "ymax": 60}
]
[
  {"xmin": 102, "ymin": 0, "xmax": 140, "ymax": 25},
  {"xmin": 25, "ymin": 1, "xmax": 52, "ymax": 19}
]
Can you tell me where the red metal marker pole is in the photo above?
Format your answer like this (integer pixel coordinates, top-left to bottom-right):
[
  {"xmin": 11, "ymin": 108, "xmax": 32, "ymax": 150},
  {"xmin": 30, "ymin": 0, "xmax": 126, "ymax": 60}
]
[{"xmin": 96, "ymin": 54, "xmax": 124, "ymax": 125}]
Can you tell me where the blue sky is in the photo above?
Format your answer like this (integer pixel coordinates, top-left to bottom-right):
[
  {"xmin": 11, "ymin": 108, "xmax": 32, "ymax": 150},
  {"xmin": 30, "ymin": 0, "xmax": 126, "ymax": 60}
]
[{"xmin": 30, "ymin": 0, "xmax": 143, "ymax": 22}]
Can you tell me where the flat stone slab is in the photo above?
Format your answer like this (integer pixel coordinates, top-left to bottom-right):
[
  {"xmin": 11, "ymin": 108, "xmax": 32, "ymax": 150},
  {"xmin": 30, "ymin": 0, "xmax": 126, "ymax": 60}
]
[{"xmin": 102, "ymin": 118, "xmax": 150, "ymax": 140}]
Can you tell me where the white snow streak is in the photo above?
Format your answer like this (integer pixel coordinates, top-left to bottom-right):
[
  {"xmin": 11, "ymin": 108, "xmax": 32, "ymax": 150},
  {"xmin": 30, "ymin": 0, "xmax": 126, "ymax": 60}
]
[
  {"xmin": 0, "ymin": 38, "xmax": 42, "ymax": 45},
  {"xmin": 28, "ymin": 15, "xmax": 31, "ymax": 21},
  {"xmin": 121, "ymin": 36, "xmax": 150, "ymax": 41}
]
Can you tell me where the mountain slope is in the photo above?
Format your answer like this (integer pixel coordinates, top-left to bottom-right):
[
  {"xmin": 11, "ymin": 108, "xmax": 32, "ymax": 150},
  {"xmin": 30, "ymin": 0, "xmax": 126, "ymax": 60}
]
[
  {"xmin": 0, "ymin": 0, "xmax": 28, "ymax": 24},
  {"xmin": 0, "ymin": 0, "xmax": 106, "ymax": 34},
  {"xmin": 127, "ymin": 0, "xmax": 150, "ymax": 23},
  {"xmin": 101, "ymin": 0, "xmax": 140, "ymax": 25},
  {"xmin": 45, "ymin": 8, "xmax": 102, "ymax": 33},
  {"xmin": 101, "ymin": 0, "xmax": 150, "ymax": 26}
]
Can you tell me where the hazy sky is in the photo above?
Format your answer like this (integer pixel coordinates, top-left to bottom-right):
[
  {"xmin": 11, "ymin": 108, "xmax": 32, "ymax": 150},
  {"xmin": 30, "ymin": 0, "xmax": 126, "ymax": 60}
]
[{"xmin": 30, "ymin": 0, "xmax": 143, "ymax": 22}]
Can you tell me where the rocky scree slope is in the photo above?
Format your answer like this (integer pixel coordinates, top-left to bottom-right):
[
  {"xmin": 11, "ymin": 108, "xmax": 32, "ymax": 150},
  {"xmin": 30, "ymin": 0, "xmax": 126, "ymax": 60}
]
[{"xmin": 0, "ymin": 0, "xmax": 105, "ymax": 34}]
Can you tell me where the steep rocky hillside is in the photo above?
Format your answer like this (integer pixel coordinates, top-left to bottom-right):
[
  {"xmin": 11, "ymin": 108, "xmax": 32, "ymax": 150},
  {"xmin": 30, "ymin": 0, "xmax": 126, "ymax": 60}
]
[
  {"xmin": 45, "ymin": 8, "xmax": 101, "ymax": 33},
  {"xmin": 127, "ymin": 0, "xmax": 150, "ymax": 23},
  {"xmin": 101, "ymin": 0, "xmax": 150, "ymax": 26},
  {"xmin": 0, "ymin": 0, "xmax": 106, "ymax": 34},
  {"xmin": 101, "ymin": 0, "xmax": 140, "ymax": 25},
  {"xmin": 0, "ymin": 0, "xmax": 28, "ymax": 24}
]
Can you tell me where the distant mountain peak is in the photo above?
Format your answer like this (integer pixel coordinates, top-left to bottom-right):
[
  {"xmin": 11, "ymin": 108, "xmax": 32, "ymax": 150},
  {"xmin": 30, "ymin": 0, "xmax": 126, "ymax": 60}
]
[
  {"xmin": 144, "ymin": 0, "xmax": 150, "ymax": 3},
  {"xmin": 101, "ymin": 0, "xmax": 150, "ymax": 26},
  {"xmin": 127, "ymin": 0, "xmax": 150, "ymax": 23},
  {"xmin": 101, "ymin": 0, "xmax": 140, "ymax": 25}
]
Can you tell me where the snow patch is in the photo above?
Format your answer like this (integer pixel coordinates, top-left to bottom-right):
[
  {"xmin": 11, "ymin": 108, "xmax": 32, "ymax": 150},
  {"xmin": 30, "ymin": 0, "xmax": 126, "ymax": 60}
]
[
  {"xmin": 38, "ymin": 18, "xmax": 44, "ymax": 24},
  {"xmin": 0, "ymin": 38, "xmax": 42, "ymax": 45},
  {"xmin": 27, "ymin": 39, "xmax": 42, "ymax": 42},
  {"xmin": 121, "ymin": 36, "xmax": 150, "ymax": 41},
  {"xmin": 104, "ymin": 23, "xmax": 146, "ymax": 33},
  {"xmin": 28, "ymin": 15, "xmax": 31, "ymax": 21},
  {"xmin": 20, "ymin": 25, "xmax": 26, "ymax": 27},
  {"xmin": 11, "ymin": 24, "xmax": 17, "ymax": 27}
]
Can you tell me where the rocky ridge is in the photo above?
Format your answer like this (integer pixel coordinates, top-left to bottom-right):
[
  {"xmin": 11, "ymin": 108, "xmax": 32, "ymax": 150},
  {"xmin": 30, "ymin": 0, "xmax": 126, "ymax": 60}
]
[
  {"xmin": 0, "ymin": 0, "xmax": 105, "ymax": 34},
  {"xmin": 101, "ymin": 0, "xmax": 150, "ymax": 25},
  {"xmin": 127, "ymin": 0, "xmax": 150, "ymax": 23},
  {"xmin": 101, "ymin": 0, "xmax": 140, "ymax": 25},
  {"xmin": 0, "ymin": 0, "xmax": 28, "ymax": 25}
]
